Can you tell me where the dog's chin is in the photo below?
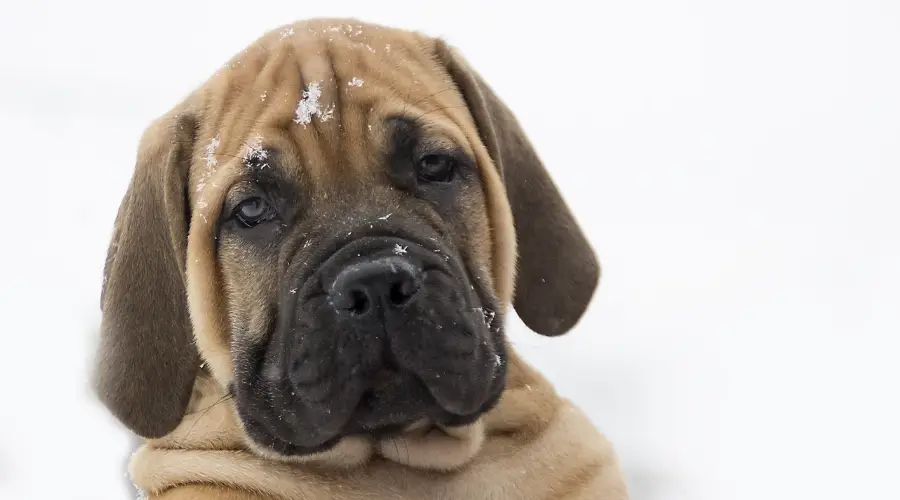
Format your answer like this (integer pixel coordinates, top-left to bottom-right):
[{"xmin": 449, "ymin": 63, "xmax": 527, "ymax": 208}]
[{"xmin": 238, "ymin": 372, "xmax": 504, "ymax": 459}]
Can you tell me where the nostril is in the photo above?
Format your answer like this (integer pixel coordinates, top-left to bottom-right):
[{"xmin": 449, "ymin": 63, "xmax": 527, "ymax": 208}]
[
  {"xmin": 348, "ymin": 289, "xmax": 371, "ymax": 315},
  {"xmin": 389, "ymin": 279, "xmax": 418, "ymax": 306},
  {"xmin": 331, "ymin": 287, "xmax": 371, "ymax": 315}
]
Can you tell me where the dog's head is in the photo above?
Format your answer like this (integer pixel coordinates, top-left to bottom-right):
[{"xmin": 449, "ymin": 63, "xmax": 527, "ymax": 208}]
[{"xmin": 94, "ymin": 19, "xmax": 599, "ymax": 460}]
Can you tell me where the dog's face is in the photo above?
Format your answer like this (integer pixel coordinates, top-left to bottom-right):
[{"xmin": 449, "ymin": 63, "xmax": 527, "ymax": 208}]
[
  {"xmin": 226, "ymin": 143, "xmax": 503, "ymax": 454},
  {"xmin": 218, "ymin": 119, "xmax": 504, "ymax": 454},
  {"xmin": 95, "ymin": 19, "xmax": 599, "ymax": 461}
]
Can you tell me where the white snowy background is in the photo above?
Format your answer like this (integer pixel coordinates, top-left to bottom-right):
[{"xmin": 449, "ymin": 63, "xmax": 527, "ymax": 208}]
[{"xmin": 1, "ymin": 1, "xmax": 899, "ymax": 499}]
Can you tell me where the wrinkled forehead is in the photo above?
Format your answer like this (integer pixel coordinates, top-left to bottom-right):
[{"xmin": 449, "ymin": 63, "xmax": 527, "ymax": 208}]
[{"xmin": 191, "ymin": 20, "xmax": 475, "ymax": 190}]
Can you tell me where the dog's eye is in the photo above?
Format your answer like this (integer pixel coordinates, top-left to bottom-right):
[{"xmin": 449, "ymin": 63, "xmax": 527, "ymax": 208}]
[
  {"xmin": 417, "ymin": 154, "xmax": 456, "ymax": 183},
  {"xmin": 234, "ymin": 197, "xmax": 273, "ymax": 228}
]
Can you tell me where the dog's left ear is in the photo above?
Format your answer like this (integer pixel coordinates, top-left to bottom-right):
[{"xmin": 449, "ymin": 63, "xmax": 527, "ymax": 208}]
[
  {"xmin": 435, "ymin": 40, "xmax": 600, "ymax": 337},
  {"xmin": 94, "ymin": 110, "xmax": 200, "ymax": 438}
]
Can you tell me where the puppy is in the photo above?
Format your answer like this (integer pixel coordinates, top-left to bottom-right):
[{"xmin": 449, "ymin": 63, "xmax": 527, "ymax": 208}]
[{"xmin": 94, "ymin": 18, "xmax": 628, "ymax": 499}]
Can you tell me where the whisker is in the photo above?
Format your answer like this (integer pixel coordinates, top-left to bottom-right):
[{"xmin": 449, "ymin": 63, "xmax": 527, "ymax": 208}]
[
  {"xmin": 208, "ymin": 138, "xmax": 257, "ymax": 163},
  {"xmin": 412, "ymin": 104, "xmax": 469, "ymax": 125},
  {"xmin": 403, "ymin": 436, "xmax": 411, "ymax": 465},
  {"xmin": 184, "ymin": 393, "xmax": 234, "ymax": 417},
  {"xmin": 391, "ymin": 437, "xmax": 403, "ymax": 464},
  {"xmin": 408, "ymin": 88, "xmax": 454, "ymax": 110},
  {"xmin": 177, "ymin": 393, "xmax": 235, "ymax": 445},
  {"xmin": 401, "ymin": 84, "xmax": 414, "ymax": 117},
  {"xmin": 213, "ymin": 152, "xmax": 242, "ymax": 160}
]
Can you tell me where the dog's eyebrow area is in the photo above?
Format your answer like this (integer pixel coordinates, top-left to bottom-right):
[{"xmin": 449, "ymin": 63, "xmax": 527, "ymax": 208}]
[
  {"xmin": 385, "ymin": 115, "xmax": 476, "ymax": 168},
  {"xmin": 233, "ymin": 146, "xmax": 288, "ymax": 187},
  {"xmin": 212, "ymin": 146, "xmax": 302, "ymax": 220}
]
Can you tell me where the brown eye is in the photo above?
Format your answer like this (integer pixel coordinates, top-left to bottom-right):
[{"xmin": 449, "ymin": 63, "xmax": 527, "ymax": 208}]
[
  {"xmin": 417, "ymin": 154, "xmax": 456, "ymax": 183},
  {"xmin": 234, "ymin": 197, "xmax": 272, "ymax": 227}
]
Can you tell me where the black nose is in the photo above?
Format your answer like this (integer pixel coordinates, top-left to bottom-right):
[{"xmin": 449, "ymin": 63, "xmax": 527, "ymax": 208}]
[{"xmin": 329, "ymin": 256, "xmax": 421, "ymax": 317}]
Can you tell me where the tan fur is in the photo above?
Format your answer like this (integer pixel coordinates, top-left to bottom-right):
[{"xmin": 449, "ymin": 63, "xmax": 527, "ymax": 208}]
[{"xmin": 105, "ymin": 18, "xmax": 626, "ymax": 499}]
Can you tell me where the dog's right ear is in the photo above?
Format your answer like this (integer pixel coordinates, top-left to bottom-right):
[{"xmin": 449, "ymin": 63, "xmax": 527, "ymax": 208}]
[
  {"xmin": 435, "ymin": 40, "xmax": 600, "ymax": 337},
  {"xmin": 94, "ymin": 110, "xmax": 200, "ymax": 439}
]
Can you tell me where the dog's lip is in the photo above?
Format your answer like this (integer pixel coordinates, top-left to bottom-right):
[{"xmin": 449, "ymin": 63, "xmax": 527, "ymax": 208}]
[
  {"xmin": 239, "ymin": 397, "xmax": 343, "ymax": 453},
  {"xmin": 240, "ymin": 359, "xmax": 503, "ymax": 455},
  {"xmin": 240, "ymin": 375, "xmax": 428, "ymax": 449}
]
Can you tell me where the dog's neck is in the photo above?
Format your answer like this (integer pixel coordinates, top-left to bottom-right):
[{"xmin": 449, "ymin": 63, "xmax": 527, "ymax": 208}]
[{"xmin": 129, "ymin": 348, "xmax": 627, "ymax": 500}]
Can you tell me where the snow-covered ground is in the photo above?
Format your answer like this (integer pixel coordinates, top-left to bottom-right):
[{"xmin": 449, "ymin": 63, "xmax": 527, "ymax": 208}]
[{"xmin": 1, "ymin": 1, "xmax": 899, "ymax": 499}]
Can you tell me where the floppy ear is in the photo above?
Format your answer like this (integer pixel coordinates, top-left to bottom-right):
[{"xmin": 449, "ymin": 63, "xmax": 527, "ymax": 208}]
[
  {"xmin": 435, "ymin": 40, "xmax": 600, "ymax": 337},
  {"xmin": 94, "ymin": 111, "xmax": 200, "ymax": 438}
]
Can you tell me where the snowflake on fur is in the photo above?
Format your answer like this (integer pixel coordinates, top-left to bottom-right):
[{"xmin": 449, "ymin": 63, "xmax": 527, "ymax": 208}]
[{"xmin": 243, "ymin": 133, "xmax": 269, "ymax": 169}]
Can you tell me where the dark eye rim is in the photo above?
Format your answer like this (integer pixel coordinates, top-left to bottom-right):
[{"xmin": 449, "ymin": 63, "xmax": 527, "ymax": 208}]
[
  {"xmin": 416, "ymin": 152, "xmax": 458, "ymax": 183},
  {"xmin": 231, "ymin": 196, "xmax": 276, "ymax": 228}
]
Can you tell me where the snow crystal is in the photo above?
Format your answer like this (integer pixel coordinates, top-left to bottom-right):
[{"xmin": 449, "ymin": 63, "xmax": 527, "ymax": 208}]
[
  {"xmin": 471, "ymin": 307, "xmax": 496, "ymax": 328},
  {"xmin": 244, "ymin": 133, "xmax": 263, "ymax": 157},
  {"xmin": 260, "ymin": 91, "xmax": 267, "ymax": 101},
  {"xmin": 294, "ymin": 82, "xmax": 325, "ymax": 126},
  {"xmin": 385, "ymin": 44, "xmax": 391, "ymax": 52},
  {"xmin": 198, "ymin": 134, "xmax": 223, "ymax": 192},
  {"xmin": 280, "ymin": 27, "xmax": 294, "ymax": 39},
  {"xmin": 242, "ymin": 133, "xmax": 269, "ymax": 168},
  {"xmin": 393, "ymin": 244, "xmax": 408, "ymax": 256},
  {"xmin": 483, "ymin": 309, "xmax": 496, "ymax": 328},
  {"xmin": 196, "ymin": 171, "xmax": 214, "ymax": 193},
  {"xmin": 348, "ymin": 77, "xmax": 364, "ymax": 88},
  {"xmin": 319, "ymin": 103, "xmax": 336, "ymax": 122},
  {"xmin": 204, "ymin": 135, "xmax": 220, "ymax": 168}
]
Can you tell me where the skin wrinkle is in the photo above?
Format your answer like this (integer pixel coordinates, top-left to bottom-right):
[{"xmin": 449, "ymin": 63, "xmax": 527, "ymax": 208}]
[
  {"xmin": 307, "ymin": 47, "xmax": 341, "ymax": 174},
  {"xmin": 232, "ymin": 56, "xmax": 264, "ymax": 147},
  {"xmin": 250, "ymin": 49, "xmax": 289, "ymax": 131},
  {"xmin": 323, "ymin": 41, "xmax": 347, "ymax": 168}
]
